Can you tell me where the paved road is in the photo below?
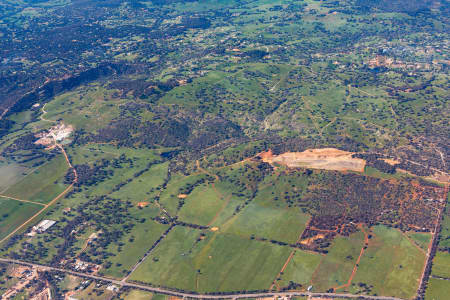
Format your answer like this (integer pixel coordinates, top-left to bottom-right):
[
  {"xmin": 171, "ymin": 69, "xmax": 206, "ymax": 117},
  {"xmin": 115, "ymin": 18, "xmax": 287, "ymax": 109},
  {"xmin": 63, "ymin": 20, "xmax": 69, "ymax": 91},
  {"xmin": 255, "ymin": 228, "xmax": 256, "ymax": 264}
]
[{"xmin": 0, "ymin": 258, "xmax": 405, "ymax": 300}]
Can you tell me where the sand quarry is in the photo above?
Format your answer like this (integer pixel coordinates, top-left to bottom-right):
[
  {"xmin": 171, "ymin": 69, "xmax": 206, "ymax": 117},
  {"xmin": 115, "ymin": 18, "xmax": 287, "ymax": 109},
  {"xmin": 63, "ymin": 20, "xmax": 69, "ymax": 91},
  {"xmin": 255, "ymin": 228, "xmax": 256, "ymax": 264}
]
[{"xmin": 260, "ymin": 148, "xmax": 366, "ymax": 172}]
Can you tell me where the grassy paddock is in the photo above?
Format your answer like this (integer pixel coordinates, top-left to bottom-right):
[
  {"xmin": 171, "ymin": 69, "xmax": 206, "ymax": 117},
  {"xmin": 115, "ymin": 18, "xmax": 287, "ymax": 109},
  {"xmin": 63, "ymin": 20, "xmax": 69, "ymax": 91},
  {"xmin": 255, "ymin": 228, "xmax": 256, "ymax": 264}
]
[
  {"xmin": 2, "ymin": 155, "xmax": 69, "ymax": 203},
  {"xmin": 277, "ymin": 249, "xmax": 322, "ymax": 288},
  {"xmin": 311, "ymin": 230, "xmax": 365, "ymax": 291},
  {"xmin": 350, "ymin": 225, "xmax": 426, "ymax": 299},
  {"xmin": 431, "ymin": 251, "xmax": 450, "ymax": 279},
  {"xmin": 129, "ymin": 226, "xmax": 292, "ymax": 292},
  {"xmin": 0, "ymin": 198, "xmax": 42, "ymax": 240},
  {"xmin": 425, "ymin": 277, "xmax": 450, "ymax": 300}
]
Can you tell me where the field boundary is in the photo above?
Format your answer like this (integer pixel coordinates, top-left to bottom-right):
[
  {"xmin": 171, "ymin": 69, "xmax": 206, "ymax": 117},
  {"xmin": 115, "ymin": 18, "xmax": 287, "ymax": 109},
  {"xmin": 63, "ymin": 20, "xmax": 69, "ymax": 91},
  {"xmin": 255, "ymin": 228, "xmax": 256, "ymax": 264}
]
[{"xmin": 0, "ymin": 257, "xmax": 407, "ymax": 300}]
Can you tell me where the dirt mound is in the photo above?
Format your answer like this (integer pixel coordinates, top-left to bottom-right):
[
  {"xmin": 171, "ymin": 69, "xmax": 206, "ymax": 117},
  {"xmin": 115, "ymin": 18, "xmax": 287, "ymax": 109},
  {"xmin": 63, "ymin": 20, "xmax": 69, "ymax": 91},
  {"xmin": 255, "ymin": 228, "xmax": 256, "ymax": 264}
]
[{"xmin": 261, "ymin": 148, "xmax": 366, "ymax": 172}]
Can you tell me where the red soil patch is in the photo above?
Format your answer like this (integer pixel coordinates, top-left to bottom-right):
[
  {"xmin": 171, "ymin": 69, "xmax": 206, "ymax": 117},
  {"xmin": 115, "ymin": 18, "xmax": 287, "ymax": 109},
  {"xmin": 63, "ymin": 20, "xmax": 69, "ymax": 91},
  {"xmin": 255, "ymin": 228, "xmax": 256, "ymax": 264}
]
[{"xmin": 137, "ymin": 202, "xmax": 149, "ymax": 208}]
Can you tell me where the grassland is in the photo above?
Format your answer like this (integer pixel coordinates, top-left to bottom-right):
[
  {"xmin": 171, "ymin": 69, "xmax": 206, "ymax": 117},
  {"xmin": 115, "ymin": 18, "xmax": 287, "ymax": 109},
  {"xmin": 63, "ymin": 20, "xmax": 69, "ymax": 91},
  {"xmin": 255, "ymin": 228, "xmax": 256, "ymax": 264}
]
[
  {"xmin": 310, "ymin": 230, "xmax": 365, "ymax": 291},
  {"xmin": 0, "ymin": 0, "xmax": 447, "ymax": 298},
  {"xmin": 277, "ymin": 249, "xmax": 323, "ymax": 289},
  {"xmin": 109, "ymin": 161, "xmax": 169, "ymax": 205},
  {"xmin": 425, "ymin": 277, "xmax": 450, "ymax": 300},
  {"xmin": 0, "ymin": 160, "xmax": 28, "ymax": 192},
  {"xmin": 1, "ymin": 154, "xmax": 68, "ymax": 204},
  {"xmin": 177, "ymin": 183, "xmax": 224, "ymax": 226},
  {"xmin": 0, "ymin": 198, "xmax": 42, "ymax": 240},
  {"xmin": 42, "ymin": 85, "xmax": 123, "ymax": 132},
  {"xmin": 349, "ymin": 226, "xmax": 426, "ymax": 299},
  {"xmin": 122, "ymin": 289, "xmax": 157, "ymax": 300},
  {"xmin": 407, "ymin": 231, "xmax": 432, "ymax": 251},
  {"xmin": 224, "ymin": 200, "xmax": 309, "ymax": 244},
  {"xmin": 431, "ymin": 252, "xmax": 450, "ymax": 279},
  {"xmin": 129, "ymin": 226, "xmax": 292, "ymax": 292},
  {"xmin": 100, "ymin": 219, "xmax": 169, "ymax": 278}
]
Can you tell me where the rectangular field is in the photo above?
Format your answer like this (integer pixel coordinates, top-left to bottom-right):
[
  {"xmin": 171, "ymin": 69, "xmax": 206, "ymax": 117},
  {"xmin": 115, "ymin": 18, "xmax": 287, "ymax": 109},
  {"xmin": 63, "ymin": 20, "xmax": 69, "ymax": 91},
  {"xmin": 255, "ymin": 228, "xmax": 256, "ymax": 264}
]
[
  {"xmin": 431, "ymin": 251, "xmax": 450, "ymax": 279},
  {"xmin": 425, "ymin": 277, "xmax": 450, "ymax": 300},
  {"xmin": 310, "ymin": 230, "xmax": 365, "ymax": 291},
  {"xmin": 0, "ymin": 198, "xmax": 43, "ymax": 240},
  {"xmin": 224, "ymin": 201, "xmax": 310, "ymax": 243},
  {"xmin": 350, "ymin": 225, "xmax": 426, "ymax": 299},
  {"xmin": 100, "ymin": 219, "xmax": 169, "ymax": 279},
  {"xmin": 0, "ymin": 160, "xmax": 28, "ymax": 192},
  {"xmin": 129, "ymin": 226, "xmax": 292, "ymax": 292},
  {"xmin": 277, "ymin": 249, "xmax": 323, "ymax": 288},
  {"xmin": 2, "ymin": 155, "xmax": 69, "ymax": 204}
]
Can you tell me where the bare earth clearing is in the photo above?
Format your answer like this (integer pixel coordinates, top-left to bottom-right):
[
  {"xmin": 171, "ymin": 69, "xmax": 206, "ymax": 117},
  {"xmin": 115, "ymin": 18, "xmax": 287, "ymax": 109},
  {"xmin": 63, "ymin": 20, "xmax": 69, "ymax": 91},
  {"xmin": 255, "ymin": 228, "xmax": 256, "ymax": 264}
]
[{"xmin": 261, "ymin": 148, "xmax": 366, "ymax": 172}]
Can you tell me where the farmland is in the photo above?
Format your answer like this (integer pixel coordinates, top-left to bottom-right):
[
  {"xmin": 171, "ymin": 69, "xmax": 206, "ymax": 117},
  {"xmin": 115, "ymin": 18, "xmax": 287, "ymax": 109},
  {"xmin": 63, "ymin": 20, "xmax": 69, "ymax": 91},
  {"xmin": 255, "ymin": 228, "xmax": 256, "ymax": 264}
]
[
  {"xmin": 0, "ymin": 0, "xmax": 448, "ymax": 299},
  {"xmin": 0, "ymin": 198, "xmax": 42, "ymax": 240}
]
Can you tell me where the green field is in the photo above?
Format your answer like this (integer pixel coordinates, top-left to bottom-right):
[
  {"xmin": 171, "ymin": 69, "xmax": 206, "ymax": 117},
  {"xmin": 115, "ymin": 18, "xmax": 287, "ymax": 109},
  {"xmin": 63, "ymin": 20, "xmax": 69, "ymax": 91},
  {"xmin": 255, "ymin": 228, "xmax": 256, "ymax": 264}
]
[
  {"xmin": 109, "ymin": 161, "xmax": 169, "ymax": 205},
  {"xmin": 311, "ymin": 230, "xmax": 365, "ymax": 291},
  {"xmin": 122, "ymin": 289, "xmax": 158, "ymax": 300},
  {"xmin": 2, "ymin": 155, "xmax": 69, "ymax": 204},
  {"xmin": 425, "ymin": 277, "xmax": 450, "ymax": 300},
  {"xmin": 0, "ymin": 0, "xmax": 447, "ymax": 298},
  {"xmin": 0, "ymin": 160, "xmax": 28, "ymax": 192},
  {"xmin": 224, "ymin": 200, "xmax": 310, "ymax": 243},
  {"xmin": 177, "ymin": 183, "xmax": 224, "ymax": 226},
  {"xmin": 350, "ymin": 226, "xmax": 426, "ymax": 299},
  {"xmin": 129, "ymin": 226, "xmax": 292, "ymax": 292},
  {"xmin": 0, "ymin": 198, "xmax": 42, "ymax": 240},
  {"xmin": 158, "ymin": 173, "xmax": 210, "ymax": 216},
  {"xmin": 277, "ymin": 249, "xmax": 322, "ymax": 289},
  {"xmin": 100, "ymin": 219, "xmax": 169, "ymax": 278},
  {"xmin": 408, "ymin": 231, "xmax": 432, "ymax": 251},
  {"xmin": 431, "ymin": 252, "xmax": 450, "ymax": 279}
]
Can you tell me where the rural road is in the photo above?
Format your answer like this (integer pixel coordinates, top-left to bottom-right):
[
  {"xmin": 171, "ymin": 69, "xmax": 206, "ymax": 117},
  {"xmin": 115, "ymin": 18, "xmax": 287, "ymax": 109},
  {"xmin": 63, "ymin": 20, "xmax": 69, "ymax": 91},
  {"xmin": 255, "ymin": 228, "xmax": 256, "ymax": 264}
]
[{"xmin": 0, "ymin": 258, "xmax": 405, "ymax": 300}]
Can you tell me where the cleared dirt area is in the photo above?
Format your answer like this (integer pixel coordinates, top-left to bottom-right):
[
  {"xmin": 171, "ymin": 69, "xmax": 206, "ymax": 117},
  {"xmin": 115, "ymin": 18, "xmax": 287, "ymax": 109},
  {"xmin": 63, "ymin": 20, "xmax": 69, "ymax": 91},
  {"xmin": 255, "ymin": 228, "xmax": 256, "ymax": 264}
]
[
  {"xmin": 382, "ymin": 158, "xmax": 400, "ymax": 166},
  {"xmin": 426, "ymin": 172, "xmax": 450, "ymax": 184},
  {"xmin": 137, "ymin": 202, "xmax": 149, "ymax": 208},
  {"xmin": 261, "ymin": 148, "xmax": 366, "ymax": 172},
  {"xmin": 300, "ymin": 234, "xmax": 325, "ymax": 246},
  {"xmin": 35, "ymin": 123, "xmax": 74, "ymax": 147}
]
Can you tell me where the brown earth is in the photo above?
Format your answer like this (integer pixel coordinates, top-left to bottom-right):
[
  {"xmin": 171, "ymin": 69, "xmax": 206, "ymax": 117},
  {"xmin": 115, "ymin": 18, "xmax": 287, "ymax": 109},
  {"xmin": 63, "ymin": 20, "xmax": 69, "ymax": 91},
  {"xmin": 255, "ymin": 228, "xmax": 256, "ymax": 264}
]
[
  {"xmin": 382, "ymin": 158, "xmax": 400, "ymax": 166},
  {"xmin": 300, "ymin": 234, "xmax": 325, "ymax": 246},
  {"xmin": 261, "ymin": 148, "xmax": 366, "ymax": 172},
  {"xmin": 426, "ymin": 172, "xmax": 450, "ymax": 184}
]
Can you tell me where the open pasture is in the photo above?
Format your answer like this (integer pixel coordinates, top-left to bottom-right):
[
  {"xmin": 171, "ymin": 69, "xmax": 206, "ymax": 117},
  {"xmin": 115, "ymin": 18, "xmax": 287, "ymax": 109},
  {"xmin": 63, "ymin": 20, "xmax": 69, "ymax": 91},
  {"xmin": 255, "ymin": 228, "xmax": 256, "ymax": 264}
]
[
  {"xmin": 0, "ymin": 198, "xmax": 42, "ymax": 240},
  {"xmin": 1, "ymin": 155, "xmax": 69, "ymax": 204},
  {"xmin": 349, "ymin": 225, "xmax": 426, "ymax": 299},
  {"xmin": 129, "ymin": 226, "xmax": 292, "ymax": 292},
  {"xmin": 425, "ymin": 277, "xmax": 450, "ymax": 300}
]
